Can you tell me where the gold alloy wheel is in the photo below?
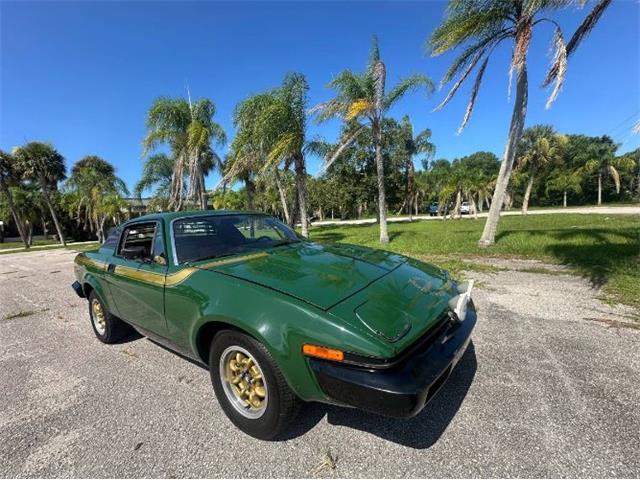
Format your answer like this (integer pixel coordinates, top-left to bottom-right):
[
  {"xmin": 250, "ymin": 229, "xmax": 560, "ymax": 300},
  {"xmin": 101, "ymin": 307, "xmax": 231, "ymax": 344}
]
[
  {"xmin": 219, "ymin": 346, "xmax": 268, "ymax": 419},
  {"xmin": 91, "ymin": 298, "xmax": 107, "ymax": 335}
]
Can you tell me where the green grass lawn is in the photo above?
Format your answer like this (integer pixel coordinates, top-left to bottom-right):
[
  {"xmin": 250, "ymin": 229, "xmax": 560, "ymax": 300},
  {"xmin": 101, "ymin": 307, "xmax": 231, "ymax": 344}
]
[
  {"xmin": 0, "ymin": 240, "xmax": 100, "ymax": 254},
  {"xmin": 310, "ymin": 214, "xmax": 640, "ymax": 309},
  {"xmin": 0, "ymin": 239, "xmax": 60, "ymax": 250}
]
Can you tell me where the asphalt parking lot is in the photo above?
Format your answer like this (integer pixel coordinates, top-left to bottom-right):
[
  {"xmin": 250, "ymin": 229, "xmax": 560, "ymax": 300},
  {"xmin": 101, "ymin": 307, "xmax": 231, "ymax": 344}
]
[{"xmin": 1, "ymin": 249, "xmax": 639, "ymax": 478}]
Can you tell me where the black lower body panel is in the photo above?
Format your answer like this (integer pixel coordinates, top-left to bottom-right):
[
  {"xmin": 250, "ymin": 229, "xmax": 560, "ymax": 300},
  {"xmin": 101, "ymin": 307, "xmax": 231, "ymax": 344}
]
[{"xmin": 310, "ymin": 305, "xmax": 476, "ymax": 418}]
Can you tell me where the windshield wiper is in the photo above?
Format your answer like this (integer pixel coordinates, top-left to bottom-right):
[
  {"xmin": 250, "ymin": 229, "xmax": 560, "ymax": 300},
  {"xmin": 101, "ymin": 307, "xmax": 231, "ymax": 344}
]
[{"xmin": 270, "ymin": 239, "xmax": 300, "ymax": 248}]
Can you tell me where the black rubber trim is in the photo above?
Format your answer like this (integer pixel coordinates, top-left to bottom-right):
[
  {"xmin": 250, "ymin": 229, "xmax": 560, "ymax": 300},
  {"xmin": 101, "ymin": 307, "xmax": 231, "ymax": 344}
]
[{"xmin": 71, "ymin": 281, "xmax": 85, "ymax": 298}]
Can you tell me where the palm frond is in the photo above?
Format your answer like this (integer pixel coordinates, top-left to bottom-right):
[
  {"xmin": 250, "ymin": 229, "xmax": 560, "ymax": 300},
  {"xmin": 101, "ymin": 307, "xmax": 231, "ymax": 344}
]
[
  {"xmin": 545, "ymin": 26, "xmax": 567, "ymax": 109},
  {"xmin": 322, "ymin": 125, "xmax": 366, "ymax": 172},
  {"xmin": 607, "ymin": 164, "xmax": 620, "ymax": 193},
  {"xmin": 543, "ymin": 0, "xmax": 612, "ymax": 86},
  {"xmin": 384, "ymin": 74, "xmax": 434, "ymax": 111},
  {"xmin": 429, "ymin": 8, "xmax": 510, "ymax": 56},
  {"xmin": 457, "ymin": 56, "xmax": 489, "ymax": 135},
  {"xmin": 434, "ymin": 50, "xmax": 485, "ymax": 111}
]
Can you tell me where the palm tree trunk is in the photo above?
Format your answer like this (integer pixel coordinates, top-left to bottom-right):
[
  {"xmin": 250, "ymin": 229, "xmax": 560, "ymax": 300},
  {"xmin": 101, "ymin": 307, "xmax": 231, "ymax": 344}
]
[
  {"xmin": 1, "ymin": 184, "xmax": 29, "ymax": 249},
  {"xmin": 245, "ymin": 178, "xmax": 255, "ymax": 210},
  {"xmin": 563, "ymin": 190, "xmax": 567, "ymax": 208},
  {"xmin": 597, "ymin": 172, "xmax": 602, "ymax": 205},
  {"xmin": 39, "ymin": 176, "xmax": 66, "ymax": 246},
  {"xmin": 294, "ymin": 154, "xmax": 309, "ymax": 238},
  {"xmin": 453, "ymin": 190, "xmax": 462, "ymax": 219},
  {"xmin": 478, "ymin": 63, "xmax": 528, "ymax": 247},
  {"xmin": 273, "ymin": 167, "xmax": 291, "ymax": 225},
  {"xmin": 373, "ymin": 119, "xmax": 389, "ymax": 243},
  {"xmin": 41, "ymin": 216, "xmax": 48, "ymax": 240},
  {"xmin": 521, "ymin": 175, "xmax": 535, "ymax": 215},
  {"xmin": 199, "ymin": 172, "xmax": 208, "ymax": 210},
  {"xmin": 470, "ymin": 195, "xmax": 478, "ymax": 220}
]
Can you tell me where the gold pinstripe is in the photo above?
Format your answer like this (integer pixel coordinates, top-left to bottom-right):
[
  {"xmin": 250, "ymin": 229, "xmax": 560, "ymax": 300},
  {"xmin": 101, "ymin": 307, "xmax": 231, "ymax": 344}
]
[{"xmin": 111, "ymin": 251, "xmax": 269, "ymax": 287}]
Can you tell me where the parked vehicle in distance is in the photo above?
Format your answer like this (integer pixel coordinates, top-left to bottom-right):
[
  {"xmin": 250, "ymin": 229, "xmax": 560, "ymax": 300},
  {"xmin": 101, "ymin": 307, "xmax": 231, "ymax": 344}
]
[
  {"xmin": 460, "ymin": 202, "xmax": 470, "ymax": 214},
  {"xmin": 429, "ymin": 202, "xmax": 439, "ymax": 216},
  {"xmin": 72, "ymin": 210, "xmax": 476, "ymax": 439}
]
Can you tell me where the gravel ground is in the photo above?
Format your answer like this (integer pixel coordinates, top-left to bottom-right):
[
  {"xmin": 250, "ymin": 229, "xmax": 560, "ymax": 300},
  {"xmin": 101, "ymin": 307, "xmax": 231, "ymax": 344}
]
[{"xmin": 1, "ymin": 249, "xmax": 639, "ymax": 478}]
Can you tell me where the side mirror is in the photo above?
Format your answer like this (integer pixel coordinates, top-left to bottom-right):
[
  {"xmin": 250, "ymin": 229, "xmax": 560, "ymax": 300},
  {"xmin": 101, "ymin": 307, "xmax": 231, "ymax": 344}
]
[{"xmin": 121, "ymin": 246, "xmax": 146, "ymax": 260}]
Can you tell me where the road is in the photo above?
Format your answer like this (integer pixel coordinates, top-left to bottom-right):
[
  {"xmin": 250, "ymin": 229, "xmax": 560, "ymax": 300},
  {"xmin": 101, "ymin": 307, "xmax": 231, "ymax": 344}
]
[
  {"xmin": 1, "ymin": 249, "xmax": 639, "ymax": 477},
  {"xmin": 312, "ymin": 205, "xmax": 640, "ymax": 226}
]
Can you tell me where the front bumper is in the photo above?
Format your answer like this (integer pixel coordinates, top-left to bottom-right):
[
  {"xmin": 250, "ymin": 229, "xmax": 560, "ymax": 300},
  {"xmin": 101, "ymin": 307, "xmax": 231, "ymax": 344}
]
[{"xmin": 309, "ymin": 304, "xmax": 476, "ymax": 418}]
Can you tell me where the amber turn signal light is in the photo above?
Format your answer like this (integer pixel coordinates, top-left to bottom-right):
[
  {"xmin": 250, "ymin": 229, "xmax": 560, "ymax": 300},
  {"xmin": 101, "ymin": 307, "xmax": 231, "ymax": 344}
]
[{"xmin": 302, "ymin": 344, "xmax": 344, "ymax": 361}]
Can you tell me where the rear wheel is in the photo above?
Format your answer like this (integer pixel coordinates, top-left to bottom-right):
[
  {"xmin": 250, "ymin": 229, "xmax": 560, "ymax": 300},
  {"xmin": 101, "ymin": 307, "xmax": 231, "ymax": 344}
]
[
  {"xmin": 209, "ymin": 329, "xmax": 300, "ymax": 440},
  {"xmin": 88, "ymin": 291, "xmax": 130, "ymax": 343}
]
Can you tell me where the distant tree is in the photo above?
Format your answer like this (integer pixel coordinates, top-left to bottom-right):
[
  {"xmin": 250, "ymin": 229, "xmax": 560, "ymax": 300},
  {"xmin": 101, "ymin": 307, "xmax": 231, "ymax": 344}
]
[
  {"xmin": 546, "ymin": 168, "xmax": 583, "ymax": 207},
  {"xmin": 66, "ymin": 155, "xmax": 128, "ymax": 242},
  {"xmin": 429, "ymin": 0, "xmax": 612, "ymax": 245},
  {"xmin": 581, "ymin": 136, "xmax": 635, "ymax": 205},
  {"xmin": 396, "ymin": 116, "xmax": 435, "ymax": 219},
  {"xmin": 12, "ymin": 142, "xmax": 67, "ymax": 246},
  {"xmin": 516, "ymin": 125, "xmax": 567, "ymax": 214},
  {"xmin": 0, "ymin": 150, "xmax": 29, "ymax": 248},
  {"xmin": 316, "ymin": 35, "xmax": 434, "ymax": 243}
]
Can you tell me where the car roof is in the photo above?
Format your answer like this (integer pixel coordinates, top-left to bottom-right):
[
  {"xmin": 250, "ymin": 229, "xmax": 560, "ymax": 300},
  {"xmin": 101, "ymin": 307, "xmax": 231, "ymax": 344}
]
[{"xmin": 123, "ymin": 209, "xmax": 266, "ymax": 225}]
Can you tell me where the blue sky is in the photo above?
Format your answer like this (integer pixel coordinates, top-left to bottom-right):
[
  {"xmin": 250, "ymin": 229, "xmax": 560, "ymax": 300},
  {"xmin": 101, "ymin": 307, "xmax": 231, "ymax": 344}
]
[{"xmin": 1, "ymin": 1, "xmax": 638, "ymax": 193}]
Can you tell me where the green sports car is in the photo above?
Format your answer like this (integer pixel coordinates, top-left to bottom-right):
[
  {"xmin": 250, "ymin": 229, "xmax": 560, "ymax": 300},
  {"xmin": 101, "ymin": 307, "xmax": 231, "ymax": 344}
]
[{"xmin": 72, "ymin": 210, "xmax": 476, "ymax": 439}]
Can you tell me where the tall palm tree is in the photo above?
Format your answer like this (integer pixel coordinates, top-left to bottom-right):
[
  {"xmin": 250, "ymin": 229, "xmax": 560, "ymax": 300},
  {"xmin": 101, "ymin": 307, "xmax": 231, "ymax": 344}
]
[
  {"xmin": 315, "ymin": 36, "xmax": 434, "ymax": 243},
  {"xmin": 0, "ymin": 150, "xmax": 29, "ymax": 248},
  {"xmin": 12, "ymin": 142, "xmax": 67, "ymax": 246},
  {"xmin": 429, "ymin": 0, "xmax": 612, "ymax": 246},
  {"xmin": 582, "ymin": 136, "xmax": 635, "ymax": 205},
  {"xmin": 143, "ymin": 97, "xmax": 225, "ymax": 211},
  {"xmin": 515, "ymin": 125, "xmax": 566, "ymax": 214},
  {"xmin": 397, "ymin": 116, "xmax": 435, "ymax": 220},
  {"xmin": 135, "ymin": 153, "xmax": 175, "ymax": 211},
  {"xmin": 219, "ymin": 74, "xmax": 314, "ymax": 236},
  {"xmin": 66, "ymin": 156, "xmax": 128, "ymax": 242}
]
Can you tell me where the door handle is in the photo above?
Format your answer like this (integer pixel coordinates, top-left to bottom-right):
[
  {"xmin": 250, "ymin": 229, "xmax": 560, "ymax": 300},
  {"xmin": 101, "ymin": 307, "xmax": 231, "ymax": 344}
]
[{"xmin": 107, "ymin": 263, "xmax": 116, "ymax": 273}]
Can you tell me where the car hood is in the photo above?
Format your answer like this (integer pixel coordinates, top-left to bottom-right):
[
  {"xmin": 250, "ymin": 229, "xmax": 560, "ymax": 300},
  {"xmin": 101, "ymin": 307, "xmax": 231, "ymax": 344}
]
[
  {"xmin": 201, "ymin": 242, "xmax": 408, "ymax": 310},
  {"xmin": 328, "ymin": 257, "xmax": 456, "ymax": 347}
]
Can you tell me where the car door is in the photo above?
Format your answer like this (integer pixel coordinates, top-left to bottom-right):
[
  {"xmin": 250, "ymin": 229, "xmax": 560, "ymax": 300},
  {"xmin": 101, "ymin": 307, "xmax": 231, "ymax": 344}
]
[{"xmin": 105, "ymin": 220, "xmax": 168, "ymax": 336}]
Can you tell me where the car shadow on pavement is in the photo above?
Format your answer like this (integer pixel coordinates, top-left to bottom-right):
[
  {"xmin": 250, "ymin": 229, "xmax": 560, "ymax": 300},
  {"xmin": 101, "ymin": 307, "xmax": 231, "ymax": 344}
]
[{"xmin": 278, "ymin": 342, "xmax": 477, "ymax": 448}]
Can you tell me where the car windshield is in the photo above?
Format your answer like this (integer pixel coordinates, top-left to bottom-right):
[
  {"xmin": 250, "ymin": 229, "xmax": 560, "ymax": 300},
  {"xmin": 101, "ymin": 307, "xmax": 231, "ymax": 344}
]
[{"xmin": 173, "ymin": 214, "xmax": 300, "ymax": 264}]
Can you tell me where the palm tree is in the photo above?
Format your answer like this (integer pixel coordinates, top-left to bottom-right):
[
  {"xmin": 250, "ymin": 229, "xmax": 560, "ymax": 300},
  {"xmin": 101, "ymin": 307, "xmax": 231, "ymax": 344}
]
[
  {"xmin": 516, "ymin": 125, "xmax": 566, "ymax": 214},
  {"xmin": 143, "ymin": 97, "xmax": 225, "ymax": 210},
  {"xmin": 12, "ymin": 142, "xmax": 67, "ymax": 246},
  {"xmin": 315, "ymin": 36, "xmax": 434, "ymax": 243},
  {"xmin": 582, "ymin": 136, "xmax": 636, "ymax": 205},
  {"xmin": 397, "ymin": 116, "xmax": 435, "ymax": 220},
  {"xmin": 66, "ymin": 156, "xmax": 128, "ymax": 242},
  {"xmin": 429, "ymin": 0, "xmax": 612, "ymax": 246},
  {"xmin": 219, "ymin": 74, "xmax": 314, "ymax": 236},
  {"xmin": 0, "ymin": 150, "xmax": 29, "ymax": 248},
  {"xmin": 135, "ymin": 153, "xmax": 175, "ymax": 211},
  {"xmin": 546, "ymin": 168, "xmax": 583, "ymax": 207}
]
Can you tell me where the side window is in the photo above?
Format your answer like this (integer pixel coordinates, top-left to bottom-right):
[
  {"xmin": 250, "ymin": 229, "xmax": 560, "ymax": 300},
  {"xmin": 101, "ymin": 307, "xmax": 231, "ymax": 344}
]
[
  {"xmin": 101, "ymin": 226, "xmax": 122, "ymax": 253},
  {"xmin": 117, "ymin": 223, "xmax": 157, "ymax": 261},
  {"xmin": 152, "ymin": 226, "xmax": 166, "ymax": 265}
]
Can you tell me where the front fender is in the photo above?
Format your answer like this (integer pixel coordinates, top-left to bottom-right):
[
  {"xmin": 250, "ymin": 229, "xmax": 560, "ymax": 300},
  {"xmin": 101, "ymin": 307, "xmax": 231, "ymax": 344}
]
[{"xmin": 164, "ymin": 270, "xmax": 389, "ymax": 402}]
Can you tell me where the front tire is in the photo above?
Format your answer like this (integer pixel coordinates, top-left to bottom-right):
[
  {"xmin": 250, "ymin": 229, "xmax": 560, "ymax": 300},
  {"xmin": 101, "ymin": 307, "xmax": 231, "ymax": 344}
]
[
  {"xmin": 88, "ymin": 291, "xmax": 130, "ymax": 343},
  {"xmin": 209, "ymin": 329, "xmax": 300, "ymax": 440}
]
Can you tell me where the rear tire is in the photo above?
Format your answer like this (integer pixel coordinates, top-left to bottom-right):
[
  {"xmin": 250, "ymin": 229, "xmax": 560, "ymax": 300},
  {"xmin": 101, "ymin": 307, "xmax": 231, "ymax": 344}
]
[
  {"xmin": 88, "ymin": 291, "xmax": 130, "ymax": 344},
  {"xmin": 209, "ymin": 329, "xmax": 300, "ymax": 440}
]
